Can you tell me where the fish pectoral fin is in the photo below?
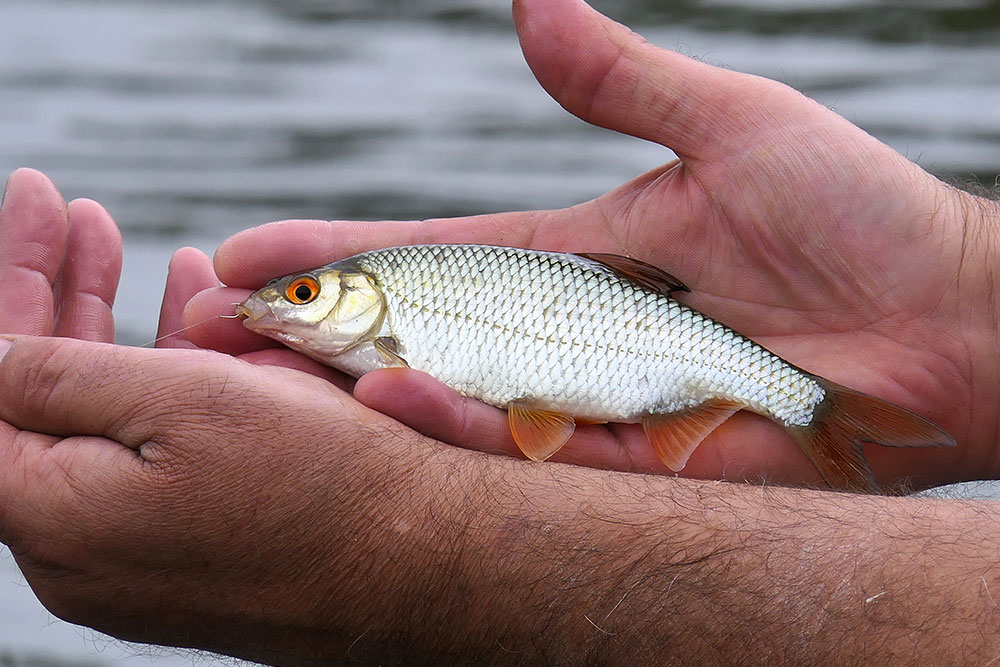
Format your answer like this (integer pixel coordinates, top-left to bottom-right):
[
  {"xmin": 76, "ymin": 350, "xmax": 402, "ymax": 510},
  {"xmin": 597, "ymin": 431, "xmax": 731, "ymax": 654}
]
[
  {"xmin": 575, "ymin": 252, "xmax": 689, "ymax": 295},
  {"xmin": 373, "ymin": 336, "xmax": 408, "ymax": 367},
  {"xmin": 642, "ymin": 401, "xmax": 741, "ymax": 472},
  {"xmin": 508, "ymin": 401, "xmax": 576, "ymax": 462}
]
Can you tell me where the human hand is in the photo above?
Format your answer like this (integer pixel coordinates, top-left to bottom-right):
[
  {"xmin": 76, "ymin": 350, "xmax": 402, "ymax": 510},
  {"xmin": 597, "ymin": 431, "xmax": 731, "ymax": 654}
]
[
  {"xmin": 4, "ymin": 5, "xmax": 1000, "ymax": 663},
  {"xmin": 0, "ymin": 168, "xmax": 497, "ymax": 662},
  {"xmin": 179, "ymin": 0, "xmax": 998, "ymax": 490}
]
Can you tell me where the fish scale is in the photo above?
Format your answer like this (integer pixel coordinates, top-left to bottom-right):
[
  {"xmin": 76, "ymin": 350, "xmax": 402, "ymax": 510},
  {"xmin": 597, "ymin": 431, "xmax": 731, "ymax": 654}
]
[
  {"xmin": 351, "ymin": 245, "xmax": 825, "ymax": 425},
  {"xmin": 237, "ymin": 243, "xmax": 955, "ymax": 493}
]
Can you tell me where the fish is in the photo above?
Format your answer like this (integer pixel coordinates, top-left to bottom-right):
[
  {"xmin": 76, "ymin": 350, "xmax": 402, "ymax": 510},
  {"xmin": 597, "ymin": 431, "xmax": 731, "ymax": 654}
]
[{"xmin": 236, "ymin": 244, "xmax": 955, "ymax": 493}]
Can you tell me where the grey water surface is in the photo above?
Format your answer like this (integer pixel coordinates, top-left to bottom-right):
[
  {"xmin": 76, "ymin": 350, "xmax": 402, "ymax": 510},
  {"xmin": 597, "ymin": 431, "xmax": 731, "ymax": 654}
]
[{"xmin": 1, "ymin": 0, "xmax": 998, "ymax": 664}]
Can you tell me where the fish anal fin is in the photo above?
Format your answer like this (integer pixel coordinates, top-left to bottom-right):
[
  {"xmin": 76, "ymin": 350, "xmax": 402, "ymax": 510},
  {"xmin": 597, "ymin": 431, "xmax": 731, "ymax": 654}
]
[
  {"xmin": 642, "ymin": 401, "xmax": 740, "ymax": 472},
  {"xmin": 508, "ymin": 401, "xmax": 576, "ymax": 462},
  {"xmin": 373, "ymin": 336, "xmax": 408, "ymax": 367},
  {"xmin": 784, "ymin": 381, "xmax": 956, "ymax": 494},
  {"xmin": 576, "ymin": 252, "xmax": 689, "ymax": 295}
]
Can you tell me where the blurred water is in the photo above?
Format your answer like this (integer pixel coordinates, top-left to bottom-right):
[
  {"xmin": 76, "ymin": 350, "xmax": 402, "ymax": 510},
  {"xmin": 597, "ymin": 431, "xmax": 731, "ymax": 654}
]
[{"xmin": 0, "ymin": 0, "xmax": 998, "ymax": 664}]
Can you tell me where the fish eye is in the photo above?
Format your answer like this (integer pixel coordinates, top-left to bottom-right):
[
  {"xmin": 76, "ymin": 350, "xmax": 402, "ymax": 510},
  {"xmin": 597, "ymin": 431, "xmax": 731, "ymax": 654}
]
[{"xmin": 285, "ymin": 276, "xmax": 320, "ymax": 305}]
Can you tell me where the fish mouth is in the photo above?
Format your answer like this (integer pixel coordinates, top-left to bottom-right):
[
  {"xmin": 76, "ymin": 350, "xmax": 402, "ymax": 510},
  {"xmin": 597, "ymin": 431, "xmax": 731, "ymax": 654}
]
[{"xmin": 234, "ymin": 303, "xmax": 253, "ymax": 319}]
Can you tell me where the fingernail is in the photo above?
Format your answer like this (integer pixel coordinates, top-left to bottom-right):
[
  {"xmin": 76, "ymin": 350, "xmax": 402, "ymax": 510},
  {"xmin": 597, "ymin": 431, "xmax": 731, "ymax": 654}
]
[
  {"xmin": 0, "ymin": 338, "xmax": 12, "ymax": 363},
  {"xmin": 1, "ymin": 172, "xmax": 12, "ymax": 210}
]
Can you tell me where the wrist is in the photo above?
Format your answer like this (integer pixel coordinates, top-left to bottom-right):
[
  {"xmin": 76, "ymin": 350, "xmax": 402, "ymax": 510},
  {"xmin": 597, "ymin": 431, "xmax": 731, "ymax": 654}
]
[{"xmin": 949, "ymin": 186, "xmax": 1000, "ymax": 473}]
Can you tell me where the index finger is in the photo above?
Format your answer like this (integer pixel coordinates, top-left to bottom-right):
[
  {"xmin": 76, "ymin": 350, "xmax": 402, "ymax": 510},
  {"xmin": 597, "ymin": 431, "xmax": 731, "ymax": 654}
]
[{"xmin": 213, "ymin": 212, "xmax": 550, "ymax": 288}]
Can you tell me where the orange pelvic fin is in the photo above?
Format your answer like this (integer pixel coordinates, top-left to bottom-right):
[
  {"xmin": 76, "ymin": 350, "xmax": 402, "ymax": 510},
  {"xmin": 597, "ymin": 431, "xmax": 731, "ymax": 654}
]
[
  {"xmin": 784, "ymin": 381, "xmax": 956, "ymax": 494},
  {"xmin": 642, "ymin": 401, "xmax": 741, "ymax": 471},
  {"xmin": 508, "ymin": 401, "xmax": 576, "ymax": 462}
]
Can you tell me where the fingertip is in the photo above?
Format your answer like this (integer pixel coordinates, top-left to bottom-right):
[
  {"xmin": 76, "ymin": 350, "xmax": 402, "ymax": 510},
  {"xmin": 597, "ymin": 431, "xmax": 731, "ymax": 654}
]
[
  {"xmin": 213, "ymin": 220, "xmax": 333, "ymax": 287},
  {"xmin": 180, "ymin": 286, "xmax": 275, "ymax": 354},
  {"xmin": 156, "ymin": 249, "xmax": 220, "ymax": 348},
  {"xmin": 6, "ymin": 167, "xmax": 50, "ymax": 193},
  {"xmin": 66, "ymin": 198, "xmax": 124, "ymax": 258},
  {"xmin": 67, "ymin": 197, "xmax": 109, "ymax": 214},
  {"xmin": 1, "ymin": 167, "xmax": 66, "ymax": 220},
  {"xmin": 169, "ymin": 246, "xmax": 214, "ymax": 272}
]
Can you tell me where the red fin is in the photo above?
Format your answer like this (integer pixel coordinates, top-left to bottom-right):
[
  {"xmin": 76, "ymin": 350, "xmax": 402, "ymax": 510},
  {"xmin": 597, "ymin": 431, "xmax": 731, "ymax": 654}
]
[
  {"xmin": 785, "ymin": 381, "xmax": 956, "ymax": 494},
  {"xmin": 576, "ymin": 252, "xmax": 689, "ymax": 295},
  {"xmin": 642, "ymin": 401, "xmax": 740, "ymax": 471},
  {"xmin": 508, "ymin": 402, "xmax": 576, "ymax": 462}
]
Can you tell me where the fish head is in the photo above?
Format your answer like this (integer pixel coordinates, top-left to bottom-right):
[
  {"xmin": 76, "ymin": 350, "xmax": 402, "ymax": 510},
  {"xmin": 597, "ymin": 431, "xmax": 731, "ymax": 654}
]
[{"xmin": 236, "ymin": 269, "xmax": 386, "ymax": 360}]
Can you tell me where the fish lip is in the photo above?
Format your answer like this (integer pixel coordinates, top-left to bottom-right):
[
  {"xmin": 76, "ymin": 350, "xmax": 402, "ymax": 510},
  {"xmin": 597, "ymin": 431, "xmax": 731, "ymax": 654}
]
[{"xmin": 234, "ymin": 299, "xmax": 278, "ymax": 323}]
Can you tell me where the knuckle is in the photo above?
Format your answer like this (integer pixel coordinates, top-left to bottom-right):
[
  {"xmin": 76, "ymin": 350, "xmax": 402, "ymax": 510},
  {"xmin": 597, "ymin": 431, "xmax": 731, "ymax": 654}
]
[{"xmin": 18, "ymin": 343, "xmax": 75, "ymax": 417}]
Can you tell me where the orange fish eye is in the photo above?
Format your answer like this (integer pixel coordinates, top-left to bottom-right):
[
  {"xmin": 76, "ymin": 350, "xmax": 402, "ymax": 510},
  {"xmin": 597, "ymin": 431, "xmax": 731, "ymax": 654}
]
[{"xmin": 284, "ymin": 276, "xmax": 320, "ymax": 304}]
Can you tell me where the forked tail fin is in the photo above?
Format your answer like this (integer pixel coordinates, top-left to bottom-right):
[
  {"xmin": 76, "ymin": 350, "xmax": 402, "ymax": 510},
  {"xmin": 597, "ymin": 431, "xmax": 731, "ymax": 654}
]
[{"xmin": 784, "ymin": 381, "xmax": 956, "ymax": 494}]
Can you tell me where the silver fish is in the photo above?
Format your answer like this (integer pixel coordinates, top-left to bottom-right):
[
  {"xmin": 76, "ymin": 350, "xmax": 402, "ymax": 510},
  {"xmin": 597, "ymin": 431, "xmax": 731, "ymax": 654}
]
[{"xmin": 236, "ymin": 244, "xmax": 954, "ymax": 493}]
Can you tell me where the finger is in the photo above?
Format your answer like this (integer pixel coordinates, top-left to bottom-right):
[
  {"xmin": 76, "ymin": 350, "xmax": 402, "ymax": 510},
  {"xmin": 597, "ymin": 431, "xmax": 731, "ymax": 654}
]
[
  {"xmin": 0, "ymin": 168, "xmax": 68, "ymax": 335},
  {"xmin": 0, "ymin": 337, "xmax": 185, "ymax": 445},
  {"xmin": 213, "ymin": 212, "xmax": 559, "ymax": 289},
  {"xmin": 0, "ymin": 424, "xmax": 144, "ymax": 555},
  {"xmin": 0, "ymin": 336, "xmax": 271, "ymax": 448},
  {"xmin": 52, "ymin": 199, "xmax": 123, "ymax": 343},
  {"xmin": 239, "ymin": 348, "xmax": 356, "ymax": 393},
  {"xmin": 353, "ymin": 367, "xmax": 827, "ymax": 484},
  {"xmin": 513, "ymin": 0, "xmax": 799, "ymax": 161},
  {"xmin": 181, "ymin": 285, "xmax": 278, "ymax": 354},
  {"xmin": 156, "ymin": 247, "xmax": 220, "ymax": 348},
  {"xmin": 353, "ymin": 368, "xmax": 671, "ymax": 473}
]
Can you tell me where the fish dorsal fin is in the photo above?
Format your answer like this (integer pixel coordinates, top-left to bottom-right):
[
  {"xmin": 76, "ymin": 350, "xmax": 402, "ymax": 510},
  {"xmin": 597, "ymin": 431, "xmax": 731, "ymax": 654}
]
[
  {"xmin": 642, "ymin": 401, "xmax": 741, "ymax": 471},
  {"xmin": 576, "ymin": 252, "xmax": 689, "ymax": 296},
  {"xmin": 508, "ymin": 401, "xmax": 576, "ymax": 462}
]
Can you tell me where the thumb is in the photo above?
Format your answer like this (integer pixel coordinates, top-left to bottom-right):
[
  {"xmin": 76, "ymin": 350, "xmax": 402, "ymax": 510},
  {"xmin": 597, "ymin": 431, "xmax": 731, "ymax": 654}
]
[
  {"xmin": 0, "ymin": 336, "xmax": 251, "ymax": 447},
  {"xmin": 513, "ymin": 0, "xmax": 801, "ymax": 161}
]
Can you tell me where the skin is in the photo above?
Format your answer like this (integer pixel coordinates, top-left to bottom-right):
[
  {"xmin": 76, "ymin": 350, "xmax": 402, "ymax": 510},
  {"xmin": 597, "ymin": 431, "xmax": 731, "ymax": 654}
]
[
  {"xmin": 0, "ymin": 0, "xmax": 999, "ymax": 664},
  {"xmin": 184, "ymin": 2, "xmax": 995, "ymax": 490}
]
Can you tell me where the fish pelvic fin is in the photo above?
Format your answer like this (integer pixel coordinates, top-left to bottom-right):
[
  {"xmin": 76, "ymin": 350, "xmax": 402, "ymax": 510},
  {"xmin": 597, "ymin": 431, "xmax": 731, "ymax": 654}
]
[
  {"xmin": 784, "ymin": 380, "xmax": 956, "ymax": 494},
  {"xmin": 642, "ymin": 401, "xmax": 741, "ymax": 472},
  {"xmin": 508, "ymin": 401, "xmax": 576, "ymax": 462}
]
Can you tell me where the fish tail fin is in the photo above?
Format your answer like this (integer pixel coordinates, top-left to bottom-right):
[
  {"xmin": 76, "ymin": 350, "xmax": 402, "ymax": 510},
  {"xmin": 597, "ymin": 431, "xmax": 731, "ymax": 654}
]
[{"xmin": 784, "ymin": 380, "xmax": 956, "ymax": 494}]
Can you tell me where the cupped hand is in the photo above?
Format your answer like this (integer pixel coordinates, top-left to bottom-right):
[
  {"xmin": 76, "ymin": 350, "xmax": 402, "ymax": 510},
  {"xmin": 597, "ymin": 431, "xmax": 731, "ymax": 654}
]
[
  {"xmin": 177, "ymin": 0, "xmax": 999, "ymax": 490},
  {"xmin": 0, "ymin": 169, "xmax": 490, "ymax": 661}
]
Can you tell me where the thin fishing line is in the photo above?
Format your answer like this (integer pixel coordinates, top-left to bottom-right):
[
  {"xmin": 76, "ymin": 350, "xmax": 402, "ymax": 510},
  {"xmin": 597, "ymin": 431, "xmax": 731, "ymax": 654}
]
[{"xmin": 139, "ymin": 311, "xmax": 243, "ymax": 348}]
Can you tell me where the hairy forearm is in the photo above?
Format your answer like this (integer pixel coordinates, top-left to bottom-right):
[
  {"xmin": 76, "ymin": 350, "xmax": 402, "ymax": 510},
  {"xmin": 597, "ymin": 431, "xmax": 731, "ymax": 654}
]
[{"xmin": 261, "ymin": 448, "xmax": 1000, "ymax": 666}]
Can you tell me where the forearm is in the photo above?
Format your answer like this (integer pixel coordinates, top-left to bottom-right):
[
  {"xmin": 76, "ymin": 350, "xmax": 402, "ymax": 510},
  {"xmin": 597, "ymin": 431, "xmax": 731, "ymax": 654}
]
[{"xmin": 260, "ymin": 449, "xmax": 1000, "ymax": 666}]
